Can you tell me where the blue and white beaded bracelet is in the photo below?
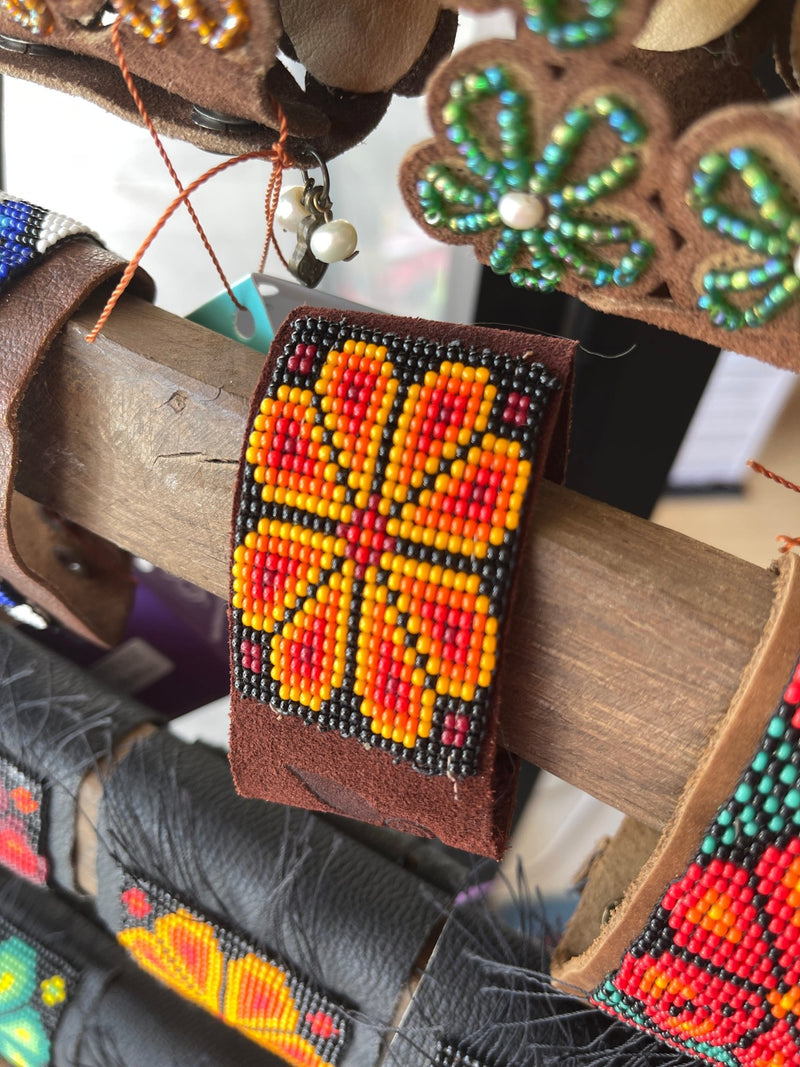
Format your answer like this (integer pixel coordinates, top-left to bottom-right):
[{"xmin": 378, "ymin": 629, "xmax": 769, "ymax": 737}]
[{"xmin": 0, "ymin": 192, "xmax": 98, "ymax": 292}]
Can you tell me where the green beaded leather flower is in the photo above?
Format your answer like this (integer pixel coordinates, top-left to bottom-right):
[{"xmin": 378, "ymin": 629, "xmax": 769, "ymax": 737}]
[
  {"xmin": 690, "ymin": 148, "xmax": 800, "ymax": 330},
  {"xmin": 522, "ymin": 0, "xmax": 622, "ymax": 48},
  {"xmin": 411, "ymin": 64, "xmax": 655, "ymax": 294}
]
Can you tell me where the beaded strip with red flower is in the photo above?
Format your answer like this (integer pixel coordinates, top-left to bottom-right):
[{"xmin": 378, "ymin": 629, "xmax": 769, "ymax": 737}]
[
  {"xmin": 119, "ymin": 874, "xmax": 349, "ymax": 1065},
  {"xmin": 231, "ymin": 315, "xmax": 560, "ymax": 779},
  {"xmin": 592, "ymin": 657, "xmax": 800, "ymax": 1065}
]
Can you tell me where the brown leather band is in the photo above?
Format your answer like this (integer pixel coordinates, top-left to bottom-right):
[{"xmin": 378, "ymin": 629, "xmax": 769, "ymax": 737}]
[
  {"xmin": 0, "ymin": 4, "xmax": 456, "ymax": 160},
  {"xmin": 0, "ymin": 236, "xmax": 154, "ymax": 645},
  {"xmin": 228, "ymin": 307, "xmax": 575, "ymax": 859}
]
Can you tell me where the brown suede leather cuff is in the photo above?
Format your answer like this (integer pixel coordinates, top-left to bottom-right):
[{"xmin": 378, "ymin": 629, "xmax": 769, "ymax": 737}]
[
  {"xmin": 229, "ymin": 307, "xmax": 575, "ymax": 858},
  {"xmin": 0, "ymin": 5, "xmax": 456, "ymax": 159},
  {"xmin": 0, "ymin": 235, "xmax": 154, "ymax": 645}
]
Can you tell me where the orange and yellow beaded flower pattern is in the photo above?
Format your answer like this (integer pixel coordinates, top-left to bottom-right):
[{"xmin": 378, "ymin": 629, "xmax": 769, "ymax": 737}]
[
  {"xmin": 231, "ymin": 315, "xmax": 559, "ymax": 778},
  {"xmin": 119, "ymin": 877, "xmax": 348, "ymax": 1066}
]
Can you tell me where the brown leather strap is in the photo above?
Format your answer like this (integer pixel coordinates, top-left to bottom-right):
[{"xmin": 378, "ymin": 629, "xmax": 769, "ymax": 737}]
[
  {"xmin": 0, "ymin": 4, "xmax": 456, "ymax": 160},
  {"xmin": 0, "ymin": 236, "xmax": 154, "ymax": 645}
]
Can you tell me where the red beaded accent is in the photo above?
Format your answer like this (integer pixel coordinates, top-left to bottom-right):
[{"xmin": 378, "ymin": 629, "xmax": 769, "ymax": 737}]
[
  {"xmin": 592, "ymin": 660, "xmax": 800, "ymax": 1065},
  {"xmin": 231, "ymin": 315, "xmax": 560, "ymax": 778}
]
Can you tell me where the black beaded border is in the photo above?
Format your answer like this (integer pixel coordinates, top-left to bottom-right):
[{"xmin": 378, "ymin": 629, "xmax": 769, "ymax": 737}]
[
  {"xmin": 231, "ymin": 313, "xmax": 560, "ymax": 779},
  {"xmin": 592, "ymin": 655, "xmax": 800, "ymax": 1063},
  {"xmin": 119, "ymin": 871, "xmax": 349, "ymax": 1064}
]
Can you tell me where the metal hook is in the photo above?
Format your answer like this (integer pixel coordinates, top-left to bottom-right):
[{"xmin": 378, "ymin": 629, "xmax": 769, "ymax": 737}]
[{"xmin": 299, "ymin": 149, "xmax": 332, "ymax": 221}]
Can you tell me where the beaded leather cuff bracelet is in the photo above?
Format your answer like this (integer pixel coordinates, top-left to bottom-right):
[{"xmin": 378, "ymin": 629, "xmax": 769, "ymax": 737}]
[
  {"xmin": 552, "ymin": 553, "xmax": 800, "ymax": 1065},
  {"xmin": 0, "ymin": 193, "xmax": 96, "ymax": 290},
  {"xmin": 229, "ymin": 307, "xmax": 574, "ymax": 858},
  {"xmin": 0, "ymin": 625, "xmax": 158, "ymax": 894},
  {"xmin": 0, "ymin": 192, "xmax": 153, "ymax": 645},
  {"xmin": 0, "ymin": 2, "xmax": 456, "ymax": 159}
]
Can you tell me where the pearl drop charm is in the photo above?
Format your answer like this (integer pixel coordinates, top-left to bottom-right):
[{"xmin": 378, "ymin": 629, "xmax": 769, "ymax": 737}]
[
  {"xmin": 276, "ymin": 186, "xmax": 311, "ymax": 233},
  {"xmin": 794, "ymin": 246, "xmax": 800, "ymax": 279},
  {"xmin": 497, "ymin": 191, "xmax": 545, "ymax": 231},
  {"xmin": 309, "ymin": 219, "xmax": 358, "ymax": 264}
]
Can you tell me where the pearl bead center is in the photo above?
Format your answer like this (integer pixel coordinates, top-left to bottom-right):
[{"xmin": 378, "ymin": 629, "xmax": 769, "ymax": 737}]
[{"xmin": 498, "ymin": 191, "xmax": 545, "ymax": 231}]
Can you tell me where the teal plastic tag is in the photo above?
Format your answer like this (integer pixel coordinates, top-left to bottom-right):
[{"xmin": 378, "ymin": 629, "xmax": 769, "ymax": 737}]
[
  {"xmin": 187, "ymin": 274, "xmax": 377, "ymax": 355},
  {"xmin": 186, "ymin": 276, "xmax": 274, "ymax": 354}
]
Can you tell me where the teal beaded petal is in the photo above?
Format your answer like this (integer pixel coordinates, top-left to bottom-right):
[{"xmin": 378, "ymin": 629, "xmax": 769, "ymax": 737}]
[
  {"xmin": 522, "ymin": 0, "xmax": 623, "ymax": 49},
  {"xmin": 689, "ymin": 148, "xmax": 800, "ymax": 330},
  {"xmin": 414, "ymin": 64, "xmax": 654, "ymax": 294}
]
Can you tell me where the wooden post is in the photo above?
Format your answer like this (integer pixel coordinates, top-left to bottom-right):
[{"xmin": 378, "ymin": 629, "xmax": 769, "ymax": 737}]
[{"xmin": 15, "ymin": 294, "xmax": 777, "ymax": 831}]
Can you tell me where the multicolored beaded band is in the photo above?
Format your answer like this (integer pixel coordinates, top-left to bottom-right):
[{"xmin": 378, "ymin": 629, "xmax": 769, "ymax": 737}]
[
  {"xmin": 591, "ymin": 654, "xmax": 800, "ymax": 1065},
  {"xmin": 0, "ymin": 912, "xmax": 76, "ymax": 1067},
  {"xmin": 0, "ymin": 193, "xmax": 96, "ymax": 295},
  {"xmin": 230, "ymin": 311, "xmax": 560, "ymax": 781},
  {"xmin": 0, "ymin": 751, "xmax": 47, "ymax": 886},
  {"xmin": 118, "ymin": 873, "xmax": 349, "ymax": 1066}
]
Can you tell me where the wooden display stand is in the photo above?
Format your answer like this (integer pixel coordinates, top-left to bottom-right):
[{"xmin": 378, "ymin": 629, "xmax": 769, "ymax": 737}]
[{"xmin": 15, "ymin": 291, "xmax": 778, "ymax": 834}]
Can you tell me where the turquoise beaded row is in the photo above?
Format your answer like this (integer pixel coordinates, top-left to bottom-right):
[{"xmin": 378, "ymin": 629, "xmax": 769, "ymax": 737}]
[
  {"xmin": 690, "ymin": 148, "xmax": 800, "ymax": 330},
  {"xmin": 591, "ymin": 658, "xmax": 800, "ymax": 1064},
  {"xmin": 522, "ymin": 0, "xmax": 622, "ymax": 49},
  {"xmin": 415, "ymin": 64, "xmax": 653, "ymax": 292}
]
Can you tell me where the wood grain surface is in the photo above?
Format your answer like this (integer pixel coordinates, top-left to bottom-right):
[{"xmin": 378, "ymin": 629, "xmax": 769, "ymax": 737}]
[{"xmin": 15, "ymin": 294, "xmax": 778, "ymax": 832}]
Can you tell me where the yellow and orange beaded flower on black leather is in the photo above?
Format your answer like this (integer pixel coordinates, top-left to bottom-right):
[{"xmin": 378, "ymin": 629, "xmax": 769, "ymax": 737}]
[{"xmin": 230, "ymin": 312, "xmax": 561, "ymax": 781}]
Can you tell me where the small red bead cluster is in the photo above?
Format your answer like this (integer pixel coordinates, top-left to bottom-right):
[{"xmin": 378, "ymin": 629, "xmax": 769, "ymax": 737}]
[
  {"xmin": 501, "ymin": 391, "xmax": 531, "ymax": 427},
  {"xmin": 231, "ymin": 315, "xmax": 560, "ymax": 778},
  {"xmin": 593, "ymin": 657, "xmax": 800, "ymax": 1065},
  {"xmin": 119, "ymin": 874, "xmax": 348, "ymax": 1066}
]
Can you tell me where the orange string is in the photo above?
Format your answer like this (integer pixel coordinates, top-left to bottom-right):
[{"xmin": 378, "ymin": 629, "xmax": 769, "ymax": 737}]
[
  {"xmin": 110, "ymin": 15, "xmax": 244, "ymax": 310},
  {"xmin": 747, "ymin": 459, "xmax": 800, "ymax": 495},
  {"xmin": 86, "ymin": 146, "xmax": 290, "ymax": 343},
  {"xmin": 747, "ymin": 459, "xmax": 800, "ymax": 555},
  {"xmin": 259, "ymin": 101, "xmax": 293, "ymax": 273},
  {"xmin": 87, "ymin": 104, "xmax": 296, "ymax": 343}
]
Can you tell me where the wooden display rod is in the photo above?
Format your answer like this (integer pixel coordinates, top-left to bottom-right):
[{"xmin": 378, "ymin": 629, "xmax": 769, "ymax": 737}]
[{"xmin": 15, "ymin": 293, "xmax": 777, "ymax": 832}]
